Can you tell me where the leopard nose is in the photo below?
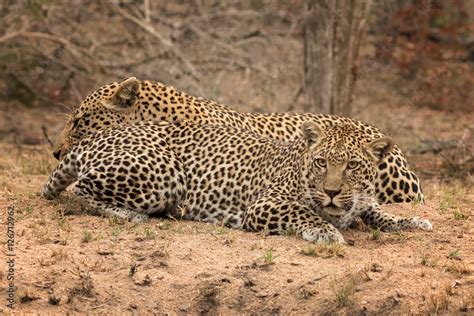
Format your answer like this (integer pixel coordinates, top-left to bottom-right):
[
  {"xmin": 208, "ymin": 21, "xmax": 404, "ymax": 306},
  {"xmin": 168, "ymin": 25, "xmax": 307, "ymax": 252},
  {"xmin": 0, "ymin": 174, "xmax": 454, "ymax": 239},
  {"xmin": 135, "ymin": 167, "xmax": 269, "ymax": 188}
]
[
  {"xmin": 52, "ymin": 150, "xmax": 62, "ymax": 160},
  {"xmin": 324, "ymin": 189, "xmax": 341, "ymax": 198}
]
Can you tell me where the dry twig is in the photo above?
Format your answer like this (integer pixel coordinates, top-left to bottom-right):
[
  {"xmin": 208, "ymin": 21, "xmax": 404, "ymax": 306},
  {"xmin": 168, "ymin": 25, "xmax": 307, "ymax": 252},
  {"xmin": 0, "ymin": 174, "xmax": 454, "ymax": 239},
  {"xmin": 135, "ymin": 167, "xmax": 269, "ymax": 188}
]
[
  {"xmin": 186, "ymin": 24, "xmax": 273, "ymax": 77},
  {"xmin": 41, "ymin": 126, "xmax": 55, "ymax": 149},
  {"xmin": 287, "ymin": 85, "xmax": 304, "ymax": 111},
  {"xmin": 111, "ymin": 3, "xmax": 200, "ymax": 80},
  {"xmin": 144, "ymin": 0, "xmax": 151, "ymax": 23},
  {"xmin": 0, "ymin": 31, "xmax": 92, "ymax": 59}
]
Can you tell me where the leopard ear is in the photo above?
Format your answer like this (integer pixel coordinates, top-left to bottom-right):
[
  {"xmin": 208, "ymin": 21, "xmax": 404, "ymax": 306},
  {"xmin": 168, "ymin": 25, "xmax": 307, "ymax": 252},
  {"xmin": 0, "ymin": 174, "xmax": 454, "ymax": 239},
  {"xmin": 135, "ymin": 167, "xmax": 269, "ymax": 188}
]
[
  {"xmin": 103, "ymin": 77, "xmax": 141, "ymax": 111},
  {"xmin": 302, "ymin": 122, "xmax": 325, "ymax": 147},
  {"xmin": 366, "ymin": 137, "xmax": 393, "ymax": 162}
]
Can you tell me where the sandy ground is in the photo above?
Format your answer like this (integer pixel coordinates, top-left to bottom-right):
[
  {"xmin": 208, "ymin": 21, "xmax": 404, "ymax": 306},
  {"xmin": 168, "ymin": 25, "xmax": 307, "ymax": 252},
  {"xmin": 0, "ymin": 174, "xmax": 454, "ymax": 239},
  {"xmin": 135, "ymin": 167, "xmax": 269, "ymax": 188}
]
[
  {"xmin": 0, "ymin": 57, "xmax": 473, "ymax": 315},
  {"xmin": 0, "ymin": 142, "xmax": 472, "ymax": 315}
]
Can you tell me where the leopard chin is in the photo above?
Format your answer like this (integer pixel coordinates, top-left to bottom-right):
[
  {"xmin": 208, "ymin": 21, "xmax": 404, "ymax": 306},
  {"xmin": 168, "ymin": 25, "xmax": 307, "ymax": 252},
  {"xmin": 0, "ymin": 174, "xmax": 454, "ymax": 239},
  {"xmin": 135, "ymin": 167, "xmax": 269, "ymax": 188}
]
[{"xmin": 322, "ymin": 206, "xmax": 345, "ymax": 216}]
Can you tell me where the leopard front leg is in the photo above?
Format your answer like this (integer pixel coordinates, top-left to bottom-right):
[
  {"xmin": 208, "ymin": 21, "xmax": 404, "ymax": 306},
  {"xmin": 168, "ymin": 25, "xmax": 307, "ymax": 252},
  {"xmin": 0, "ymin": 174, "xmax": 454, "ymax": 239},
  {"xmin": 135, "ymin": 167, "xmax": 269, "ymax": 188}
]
[
  {"xmin": 243, "ymin": 195, "xmax": 345, "ymax": 244},
  {"xmin": 41, "ymin": 155, "xmax": 78, "ymax": 199},
  {"xmin": 361, "ymin": 206, "xmax": 433, "ymax": 231}
]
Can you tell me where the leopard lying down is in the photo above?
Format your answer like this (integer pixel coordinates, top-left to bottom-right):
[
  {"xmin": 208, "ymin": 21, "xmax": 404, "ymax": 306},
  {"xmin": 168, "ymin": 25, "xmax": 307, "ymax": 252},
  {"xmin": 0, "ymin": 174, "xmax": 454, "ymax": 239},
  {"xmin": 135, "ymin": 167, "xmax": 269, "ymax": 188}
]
[
  {"xmin": 52, "ymin": 77, "xmax": 424, "ymax": 205},
  {"xmin": 42, "ymin": 121, "xmax": 432, "ymax": 243}
]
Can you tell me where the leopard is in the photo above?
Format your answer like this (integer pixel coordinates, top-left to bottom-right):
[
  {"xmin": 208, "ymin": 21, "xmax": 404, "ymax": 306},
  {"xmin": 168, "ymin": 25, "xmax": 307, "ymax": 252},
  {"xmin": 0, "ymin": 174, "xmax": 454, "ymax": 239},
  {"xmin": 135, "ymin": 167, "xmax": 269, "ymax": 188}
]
[
  {"xmin": 42, "ymin": 120, "xmax": 432, "ymax": 244},
  {"xmin": 52, "ymin": 77, "xmax": 424, "ymax": 206}
]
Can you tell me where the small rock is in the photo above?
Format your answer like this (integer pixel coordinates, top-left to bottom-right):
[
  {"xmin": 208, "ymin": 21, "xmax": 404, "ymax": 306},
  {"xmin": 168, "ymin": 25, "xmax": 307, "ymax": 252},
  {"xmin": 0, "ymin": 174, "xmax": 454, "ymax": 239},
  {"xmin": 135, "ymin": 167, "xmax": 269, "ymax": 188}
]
[
  {"xmin": 134, "ymin": 274, "xmax": 152, "ymax": 286},
  {"xmin": 370, "ymin": 263, "xmax": 383, "ymax": 272}
]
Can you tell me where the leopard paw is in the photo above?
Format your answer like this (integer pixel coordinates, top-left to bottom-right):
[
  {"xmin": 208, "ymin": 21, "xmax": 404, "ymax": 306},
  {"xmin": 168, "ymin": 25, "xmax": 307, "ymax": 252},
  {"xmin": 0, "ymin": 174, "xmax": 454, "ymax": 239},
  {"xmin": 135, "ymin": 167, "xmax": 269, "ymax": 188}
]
[
  {"xmin": 412, "ymin": 216, "xmax": 433, "ymax": 231},
  {"xmin": 130, "ymin": 213, "xmax": 150, "ymax": 223},
  {"xmin": 301, "ymin": 226, "xmax": 346, "ymax": 244},
  {"xmin": 40, "ymin": 185, "xmax": 57, "ymax": 200}
]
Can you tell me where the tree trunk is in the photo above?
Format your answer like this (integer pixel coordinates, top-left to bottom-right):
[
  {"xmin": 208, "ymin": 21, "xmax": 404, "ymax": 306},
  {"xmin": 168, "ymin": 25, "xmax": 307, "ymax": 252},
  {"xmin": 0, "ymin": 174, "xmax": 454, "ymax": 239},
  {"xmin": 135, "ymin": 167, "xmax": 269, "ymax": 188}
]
[{"xmin": 303, "ymin": 0, "xmax": 372, "ymax": 116}]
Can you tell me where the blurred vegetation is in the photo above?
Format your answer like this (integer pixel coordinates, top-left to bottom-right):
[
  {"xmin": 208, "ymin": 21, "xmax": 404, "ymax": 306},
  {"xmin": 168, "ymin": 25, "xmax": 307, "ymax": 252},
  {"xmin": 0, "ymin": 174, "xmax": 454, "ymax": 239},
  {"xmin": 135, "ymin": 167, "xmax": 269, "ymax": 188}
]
[
  {"xmin": 374, "ymin": 0, "xmax": 474, "ymax": 112},
  {"xmin": 0, "ymin": 0, "xmax": 472, "ymax": 111},
  {"xmin": 0, "ymin": 1, "xmax": 304, "ymax": 108}
]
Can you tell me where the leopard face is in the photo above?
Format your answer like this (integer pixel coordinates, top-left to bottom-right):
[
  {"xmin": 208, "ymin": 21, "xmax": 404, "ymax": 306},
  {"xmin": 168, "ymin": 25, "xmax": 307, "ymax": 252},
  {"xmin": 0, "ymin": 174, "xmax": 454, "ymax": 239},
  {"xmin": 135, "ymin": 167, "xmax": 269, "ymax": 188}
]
[
  {"xmin": 54, "ymin": 77, "xmax": 185, "ymax": 159},
  {"xmin": 53, "ymin": 79, "xmax": 137, "ymax": 159},
  {"xmin": 302, "ymin": 123, "xmax": 393, "ymax": 219}
]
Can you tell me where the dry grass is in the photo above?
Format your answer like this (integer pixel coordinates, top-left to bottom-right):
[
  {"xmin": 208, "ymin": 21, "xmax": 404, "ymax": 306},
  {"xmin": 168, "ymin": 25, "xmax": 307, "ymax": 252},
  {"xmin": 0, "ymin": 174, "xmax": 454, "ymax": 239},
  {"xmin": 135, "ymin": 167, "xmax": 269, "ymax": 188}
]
[
  {"xmin": 438, "ymin": 131, "xmax": 473, "ymax": 181},
  {"xmin": 421, "ymin": 254, "xmax": 437, "ymax": 267},
  {"xmin": 453, "ymin": 208, "xmax": 470, "ymax": 221},
  {"xmin": 67, "ymin": 269, "xmax": 94, "ymax": 301},
  {"xmin": 438, "ymin": 184, "xmax": 469, "ymax": 214},
  {"xmin": 0, "ymin": 145, "xmax": 55, "ymax": 178},
  {"xmin": 444, "ymin": 262, "xmax": 472, "ymax": 277},
  {"xmin": 370, "ymin": 228, "xmax": 381, "ymax": 241},
  {"xmin": 300, "ymin": 243, "xmax": 345, "ymax": 258},
  {"xmin": 329, "ymin": 273, "xmax": 359, "ymax": 307},
  {"xmin": 428, "ymin": 287, "xmax": 451, "ymax": 314},
  {"xmin": 262, "ymin": 249, "xmax": 275, "ymax": 265}
]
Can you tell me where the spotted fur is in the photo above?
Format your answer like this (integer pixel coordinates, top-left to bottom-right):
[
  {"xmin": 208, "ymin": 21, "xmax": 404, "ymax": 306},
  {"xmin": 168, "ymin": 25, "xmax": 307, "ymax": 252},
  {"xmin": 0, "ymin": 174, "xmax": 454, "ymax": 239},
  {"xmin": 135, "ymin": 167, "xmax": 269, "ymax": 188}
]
[
  {"xmin": 42, "ymin": 121, "xmax": 432, "ymax": 243},
  {"xmin": 53, "ymin": 77, "xmax": 424, "ymax": 205}
]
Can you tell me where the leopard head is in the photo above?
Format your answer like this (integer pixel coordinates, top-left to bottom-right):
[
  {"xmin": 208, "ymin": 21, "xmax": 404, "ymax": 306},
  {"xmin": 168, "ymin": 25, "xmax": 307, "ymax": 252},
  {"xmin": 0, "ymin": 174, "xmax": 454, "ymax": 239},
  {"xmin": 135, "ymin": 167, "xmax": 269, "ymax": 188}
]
[
  {"xmin": 302, "ymin": 122, "xmax": 393, "ymax": 220},
  {"xmin": 52, "ymin": 77, "xmax": 191, "ymax": 160},
  {"xmin": 53, "ymin": 77, "xmax": 144, "ymax": 159}
]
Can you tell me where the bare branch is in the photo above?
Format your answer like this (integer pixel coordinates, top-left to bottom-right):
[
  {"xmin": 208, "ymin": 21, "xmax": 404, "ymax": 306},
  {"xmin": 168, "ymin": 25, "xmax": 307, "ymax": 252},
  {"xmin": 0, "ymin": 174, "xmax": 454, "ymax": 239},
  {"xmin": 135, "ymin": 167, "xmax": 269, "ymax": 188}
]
[
  {"xmin": 287, "ymin": 84, "xmax": 304, "ymax": 111},
  {"xmin": 0, "ymin": 31, "xmax": 93, "ymax": 59},
  {"xmin": 144, "ymin": 0, "xmax": 151, "ymax": 23},
  {"xmin": 41, "ymin": 126, "xmax": 55, "ymax": 149},
  {"xmin": 186, "ymin": 24, "xmax": 273, "ymax": 78},
  {"xmin": 0, "ymin": 31, "xmax": 22, "ymax": 44},
  {"xmin": 111, "ymin": 3, "xmax": 201, "ymax": 80}
]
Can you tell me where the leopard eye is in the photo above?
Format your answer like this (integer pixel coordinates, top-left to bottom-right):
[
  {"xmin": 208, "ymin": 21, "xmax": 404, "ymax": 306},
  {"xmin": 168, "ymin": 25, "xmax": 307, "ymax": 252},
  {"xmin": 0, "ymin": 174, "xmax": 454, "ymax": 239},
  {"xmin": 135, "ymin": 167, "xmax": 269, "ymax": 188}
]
[
  {"xmin": 315, "ymin": 158, "xmax": 327, "ymax": 168},
  {"xmin": 347, "ymin": 160, "xmax": 360, "ymax": 170}
]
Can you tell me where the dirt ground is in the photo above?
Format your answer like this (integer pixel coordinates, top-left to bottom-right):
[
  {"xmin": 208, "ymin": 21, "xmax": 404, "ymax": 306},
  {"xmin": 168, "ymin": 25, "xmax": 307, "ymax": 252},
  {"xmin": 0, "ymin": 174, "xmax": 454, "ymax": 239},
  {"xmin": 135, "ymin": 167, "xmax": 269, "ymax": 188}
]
[
  {"xmin": 0, "ymin": 150, "xmax": 473, "ymax": 315},
  {"xmin": 0, "ymin": 91, "xmax": 473, "ymax": 315}
]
